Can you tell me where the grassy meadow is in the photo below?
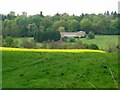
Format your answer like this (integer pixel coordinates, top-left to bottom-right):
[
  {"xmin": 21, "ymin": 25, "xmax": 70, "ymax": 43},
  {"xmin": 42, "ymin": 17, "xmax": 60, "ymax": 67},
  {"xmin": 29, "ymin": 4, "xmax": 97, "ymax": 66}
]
[
  {"xmin": 2, "ymin": 49, "xmax": 118, "ymax": 88},
  {"xmin": 81, "ymin": 35, "xmax": 118, "ymax": 50},
  {"xmin": 0, "ymin": 51, "xmax": 2, "ymax": 89}
]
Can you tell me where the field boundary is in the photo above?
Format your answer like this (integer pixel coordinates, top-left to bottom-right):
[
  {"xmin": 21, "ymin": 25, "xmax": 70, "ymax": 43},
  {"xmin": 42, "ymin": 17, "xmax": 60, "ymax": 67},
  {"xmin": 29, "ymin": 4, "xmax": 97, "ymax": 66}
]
[{"xmin": 0, "ymin": 47, "xmax": 106, "ymax": 53}]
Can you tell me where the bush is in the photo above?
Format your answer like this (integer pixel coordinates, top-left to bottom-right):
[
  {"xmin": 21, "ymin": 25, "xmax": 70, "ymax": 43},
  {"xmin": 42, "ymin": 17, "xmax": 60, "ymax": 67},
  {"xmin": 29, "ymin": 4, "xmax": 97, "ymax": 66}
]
[
  {"xmin": 116, "ymin": 44, "xmax": 120, "ymax": 49},
  {"xmin": 83, "ymin": 43, "xmax": 89, "ymax": 49},
  {"xmin": 66, "ymin": 44, "xmax": 75, "ymax": 49},
  {"xmin": 88, "ymin": 32, "xmax": 95, "ymax": 39},
  {"xmin": 69, "ymin": 38, "xmax": 76, "ymax": 43},
  {"xmin": 58, "ymin": 40, "xmax": 67, "ymax": 49},
  {"xmin": 3, "ymin": 36, "xmax": 17, "ymax": 47},
  {"xmin": 74, "ymin": 40, "xmax": 84, "ymax": 49},
  {"xmin": 0, "ymin": 36, "xmax": 3, "ymax": 46},
  {"xmin": 22, "ymin": 39, "xmax": 36, "ymax": 48},
  {"xmin": 49, "ymin": 40, "xmax": 59, "ymax": 49},
  {"xmin": 107, "ymin": 44, "xmax": 118, "ymax": 53},
  {"xmin": 116, "ymin": 44, "xmax": 120, "ymax": 53},
  {"xmin": 41, "ymin": 41, "xmax": 48, "ymax": 48},
  {"xmin": 89, "ymin": 44, "xmax": 99, "ymax": 50}
]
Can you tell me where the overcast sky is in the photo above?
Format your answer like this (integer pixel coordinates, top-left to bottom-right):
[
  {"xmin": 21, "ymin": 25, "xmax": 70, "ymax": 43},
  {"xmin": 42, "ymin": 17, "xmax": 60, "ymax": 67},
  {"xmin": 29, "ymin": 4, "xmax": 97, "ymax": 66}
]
[{"xmin": 0, "ymin": 0, "xmax": 119, "ymax": 16}]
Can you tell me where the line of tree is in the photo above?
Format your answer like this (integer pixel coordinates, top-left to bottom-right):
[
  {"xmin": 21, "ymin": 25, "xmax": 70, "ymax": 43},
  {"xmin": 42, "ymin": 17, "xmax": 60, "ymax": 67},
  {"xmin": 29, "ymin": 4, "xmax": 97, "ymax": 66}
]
[
  {"xmin": 0, "ymin": 11, "xmax": 119, "ymax": 40},
  {"xmin": 34, "ymin": 30, "xmax": 61, "ymax": 42}
]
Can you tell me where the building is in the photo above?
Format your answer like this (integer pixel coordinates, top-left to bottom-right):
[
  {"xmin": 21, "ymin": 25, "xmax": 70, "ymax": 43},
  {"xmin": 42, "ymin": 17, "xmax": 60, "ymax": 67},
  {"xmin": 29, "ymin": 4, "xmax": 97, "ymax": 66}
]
[
  {"xmin": 22, "ymin": 12, "xmax": 27, "ymax": 17},
  {"xmin": 10, "ymin": 11, "xmax": 15, "ymax": 16},
  {"xmin": 60, "ymin": 31, "xmax": 86, "ymax": 38}
]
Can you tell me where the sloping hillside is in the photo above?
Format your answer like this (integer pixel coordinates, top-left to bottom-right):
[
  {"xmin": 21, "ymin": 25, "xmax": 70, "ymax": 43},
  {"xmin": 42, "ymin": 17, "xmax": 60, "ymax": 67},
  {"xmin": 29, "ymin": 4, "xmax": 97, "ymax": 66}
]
[{"xmin": 2, "ymin": 49, "xmax": 118, "ymax": 88}]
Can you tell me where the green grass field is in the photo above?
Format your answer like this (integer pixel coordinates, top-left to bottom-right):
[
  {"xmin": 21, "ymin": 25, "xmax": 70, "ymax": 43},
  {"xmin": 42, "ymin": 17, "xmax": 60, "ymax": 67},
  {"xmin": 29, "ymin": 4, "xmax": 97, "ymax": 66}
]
[
  {"xmin": 2, "ymin": 51, "xmax": 118, "ymax": 88},
  {"xmin": 0, "ymin": 51, "xmax": 2, "ymax": 89},
  {"xmin": 81, "ymin": 35, "xmax": 118, "ymax": 50}
]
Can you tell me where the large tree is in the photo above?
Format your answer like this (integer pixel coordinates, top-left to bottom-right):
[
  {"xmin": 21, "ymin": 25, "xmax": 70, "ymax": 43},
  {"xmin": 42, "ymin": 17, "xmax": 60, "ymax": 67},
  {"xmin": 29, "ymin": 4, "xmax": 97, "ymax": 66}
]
[
  {"xmin": 80, "ymin": 18, "xmax": 92, "ymax": 33},
  {"xmin": 2, "ymin": 19, "xmax": 20, "ymax": 37},
  {"xmin": 16, "ymin": 16, "xmax": 28, "ymax": 37},
  {"xmin": 27, "ymin": 23, "xmax": 38, "ymax": 37},
  {"xmin": 67, "ymin": 19, "xmax": 80, "ymax": 32},
  {"xmin": 52, "ymin": 20, "xmax": 68, "ymax": 31}
]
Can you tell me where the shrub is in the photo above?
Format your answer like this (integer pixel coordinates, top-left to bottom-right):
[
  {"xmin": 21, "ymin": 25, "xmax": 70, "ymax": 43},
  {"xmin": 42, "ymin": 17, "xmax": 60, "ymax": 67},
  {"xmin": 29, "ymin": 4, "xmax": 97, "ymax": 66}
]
[
  {"xmin": 0, "ymin": 36, "xmax": 3, "ymax": 46},
  {"xmin": 89, "ymin": 44, "xmax": 99, "ymax": 50},
  {"xmin": 116, "ymin": 44, "xmax": 120, "ymax": 49},
  {"xmin": 3, "ymin": 36, "xmax": 16, "ymax": 47},
  {"xmin": 22, "ymin": 39, "xmax": 36, "ymax": 48},
  {"xmin": 49, "ymin": 40, "xmax": 59, "ymax": 49},
  {"xmin": 107, "ymin": 44, "xmax": 118, "ymax": 53},
  {"xmin": 41, "ymin": 40, "xmax": 62, "ymax": 49},
  {"xmin": 83, "ymin": 43, "xmax": 89, "ymax": 49},
  {"xmin": 66, "ymin": 44, "xmax": 75, "ymax": 49},
  {"xmin": 58, "ymin": 41, "xmax": 67, "ymax": 49},
  {"xmin": 88, "ymin": 31, "xmax": 95, "ymax": 39},
  {"xmin": 74, "ymin": 40, "xmax": 84, "ymax": 49},
  {"xmin": 116, "ymin": 44, "xmax": 120, "ymax": 53},
  {"xmin": 69, "ymin": 38, "xmax": 76, "ymax": 43},
  {"xmin": 41, "ymin": 41, "xmax": 48, "ymax": 48},
  {"xmin": 49, "ymin": 40, "xmax": 67, "ymax": 49}
]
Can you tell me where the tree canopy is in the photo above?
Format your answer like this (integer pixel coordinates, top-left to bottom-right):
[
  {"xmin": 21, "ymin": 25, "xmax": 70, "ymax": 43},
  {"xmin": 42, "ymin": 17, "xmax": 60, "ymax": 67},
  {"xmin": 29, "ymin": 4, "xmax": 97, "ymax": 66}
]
[{"xmin": 1, "ymin": 11, "xmax": 119, "ymax": 40}]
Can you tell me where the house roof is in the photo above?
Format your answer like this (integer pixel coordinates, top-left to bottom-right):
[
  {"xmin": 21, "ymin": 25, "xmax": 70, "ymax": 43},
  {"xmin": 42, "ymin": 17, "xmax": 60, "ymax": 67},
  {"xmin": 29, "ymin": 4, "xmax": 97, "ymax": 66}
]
[
  {"xmin": 60, "ymin": 31, "xmax": 86, "ymax": 37},
  {"xmin": 60, "ymin": 32, "xmax": 77, "ymax": 35}
]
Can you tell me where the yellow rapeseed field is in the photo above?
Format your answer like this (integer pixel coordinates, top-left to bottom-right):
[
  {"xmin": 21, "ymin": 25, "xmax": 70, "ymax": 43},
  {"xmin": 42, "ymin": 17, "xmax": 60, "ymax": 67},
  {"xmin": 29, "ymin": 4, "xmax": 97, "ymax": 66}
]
[{"xmin": 0, "ymin": 47, "xmax": 106, "ymax": 53}]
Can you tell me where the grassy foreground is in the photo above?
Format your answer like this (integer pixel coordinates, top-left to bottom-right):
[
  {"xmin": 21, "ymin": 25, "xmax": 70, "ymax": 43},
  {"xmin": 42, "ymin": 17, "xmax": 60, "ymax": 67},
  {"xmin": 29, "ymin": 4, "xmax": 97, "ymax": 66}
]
[{"xmin": 2, "ymin": 48, "xmax": 118, "ymax": 88}]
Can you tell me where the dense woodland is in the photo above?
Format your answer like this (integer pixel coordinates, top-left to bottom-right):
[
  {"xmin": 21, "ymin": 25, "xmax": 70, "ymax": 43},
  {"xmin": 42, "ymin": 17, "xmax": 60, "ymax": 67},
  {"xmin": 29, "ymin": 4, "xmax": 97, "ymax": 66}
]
[{"xmin": 0, "ymin": 11, "xmax": 119, "ymax": 38}]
